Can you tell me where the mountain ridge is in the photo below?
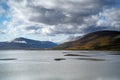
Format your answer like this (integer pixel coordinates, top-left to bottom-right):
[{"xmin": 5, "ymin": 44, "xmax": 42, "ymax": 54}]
[
  {"xmin": 0, "ymin": 37, "xmax": 58, "ymax": 50},
  {"xmin": 54, "ymin": 30, "xmax": 120, "ymax": 50}
]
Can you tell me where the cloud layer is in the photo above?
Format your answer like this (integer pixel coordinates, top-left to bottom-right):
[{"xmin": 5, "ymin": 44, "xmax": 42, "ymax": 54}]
[{"xmin": 1, "ymin": 0, "xmax": 120, "ymax": 36}]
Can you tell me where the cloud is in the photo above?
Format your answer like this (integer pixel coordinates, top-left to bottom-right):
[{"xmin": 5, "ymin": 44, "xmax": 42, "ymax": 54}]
[
  {"xmin": 8, "ymin": 0, "xmax": 117, "ymax": 24},
  {"xmin": 0, "ymin": 30, "xmax": 5, "ymax": 34},
  {"xmin": 3, "ymin": 0, "xmax": 120, "ymax": 36},
  {"xmin": 98, "ymin": 8, "xmax": 120, "ymax": 28},
  {"xmin": 0, "ymin": 6, "xmax": 5, "ymax": 16}
]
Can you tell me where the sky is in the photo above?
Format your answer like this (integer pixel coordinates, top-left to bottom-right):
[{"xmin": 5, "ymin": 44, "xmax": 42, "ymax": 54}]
[{"xmin": 0, "ymin": 0, "xmax": 120, "ymax": 43}]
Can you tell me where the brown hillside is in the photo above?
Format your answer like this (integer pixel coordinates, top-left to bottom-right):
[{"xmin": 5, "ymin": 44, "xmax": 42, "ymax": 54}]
[{"xmin": 54, "ymin": 30, "xmax": 120, "ymax": 50}]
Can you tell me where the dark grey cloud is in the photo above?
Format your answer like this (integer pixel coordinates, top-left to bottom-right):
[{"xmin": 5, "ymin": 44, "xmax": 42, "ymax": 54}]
[
  {"xmin": 28, "ymin": 7, "xmax": 66, "ymax": 25},
  {"xmin": 25, "ymin": 26, "xmax": 42, "ymax": 31},
  {"xmin": 20, "ymin": 0, "xmax": 117, "ymax": 25},
  {"xmin": 83, "ymin": 26, "xmax": 113, "ymax": 33},
  {"xmin": 6, "ymin": 0, "xmax": 120, "ymax": 36}
]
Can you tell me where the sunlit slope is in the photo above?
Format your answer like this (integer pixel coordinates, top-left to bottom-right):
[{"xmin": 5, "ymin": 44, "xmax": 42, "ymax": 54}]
[{"xmin": 54, "ymin": 31, "xmax": 120, "ymax": 50}]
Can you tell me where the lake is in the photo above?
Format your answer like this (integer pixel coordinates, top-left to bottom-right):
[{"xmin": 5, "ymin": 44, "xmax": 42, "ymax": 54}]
[{"xmin": 0, "ymin": 50, "xmax": 120, "ymax": 80}]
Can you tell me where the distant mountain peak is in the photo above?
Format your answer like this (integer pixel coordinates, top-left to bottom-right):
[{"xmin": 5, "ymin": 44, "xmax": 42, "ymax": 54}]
[
  {"xmin": 13, "ymin": 37, "xmax": 29, "ymax": 41},
  {"xmin": 11, "ymin": 37, "xmax": 27, "ymax": 44},
  {"xmin": 0, "ymin": 37, "xmax": 58, "ymax": 49}
]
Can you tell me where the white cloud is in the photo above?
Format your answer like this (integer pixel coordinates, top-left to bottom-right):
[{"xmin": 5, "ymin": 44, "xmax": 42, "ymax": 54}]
[
  {"xmin": 2, "ymin": 0, "xmax": 119, "ymax": 37},
  {"xmin": 96, "ymin": 8, "xmax": 120, "ymax": 30}
]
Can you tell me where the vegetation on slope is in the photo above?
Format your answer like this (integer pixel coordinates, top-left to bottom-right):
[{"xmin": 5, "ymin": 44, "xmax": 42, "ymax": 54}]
[{"xmin": 54, "ymin": 30, "xmax": 120, "ymax": 50}]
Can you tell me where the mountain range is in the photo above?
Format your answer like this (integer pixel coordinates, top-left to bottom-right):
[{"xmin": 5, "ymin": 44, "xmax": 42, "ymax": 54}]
[
  {"xmin": 0, "ymin": 30, "xmax": 120, "ymax": 50},
  {"xmin": 0, "ymin": 37, "xmax": 58, "ymax": 50},
  {"xmin": 54, "ymin": 30, "xmax": 120, "ymax": 50}
]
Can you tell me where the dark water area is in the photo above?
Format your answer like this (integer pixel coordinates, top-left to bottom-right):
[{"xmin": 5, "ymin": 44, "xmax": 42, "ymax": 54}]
[{"xmin": 0, "ymin": 50, "xmax": 120, "ymax": 80}]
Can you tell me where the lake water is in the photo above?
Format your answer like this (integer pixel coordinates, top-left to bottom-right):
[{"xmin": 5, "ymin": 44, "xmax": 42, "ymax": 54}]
[{"xmin": 0, "ymin": 50, "xmax": 120, "ymax": 80}]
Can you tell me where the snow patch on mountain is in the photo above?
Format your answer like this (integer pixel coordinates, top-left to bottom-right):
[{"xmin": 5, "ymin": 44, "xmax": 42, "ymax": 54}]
[{"xmin": 12, "ymin": 40, "xmax": 27, "ymax": 44}]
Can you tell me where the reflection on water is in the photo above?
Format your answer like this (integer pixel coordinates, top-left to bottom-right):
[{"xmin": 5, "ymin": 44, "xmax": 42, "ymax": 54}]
[{"xmin": 0, "ymin": 50, "xmax": 120, "ymax": 80}]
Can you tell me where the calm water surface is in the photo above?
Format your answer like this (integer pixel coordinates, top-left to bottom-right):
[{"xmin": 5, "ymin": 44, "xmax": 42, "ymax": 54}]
[{"xmin": 0, "ymin": 50, "xmax": 120, "ymax": 80}]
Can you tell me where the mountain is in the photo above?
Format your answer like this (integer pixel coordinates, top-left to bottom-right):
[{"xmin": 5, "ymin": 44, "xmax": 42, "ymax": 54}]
[
  {"xmin": 64, "ymin": 36, "xmax": 82, "ymax": 42},
  {"xmin": 0, "ymin": 37, "xmax": 58, "ymax": 50},
  {"xmin": 54, "ymin": 30, "xmax": 120, "ymax": 50}
]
